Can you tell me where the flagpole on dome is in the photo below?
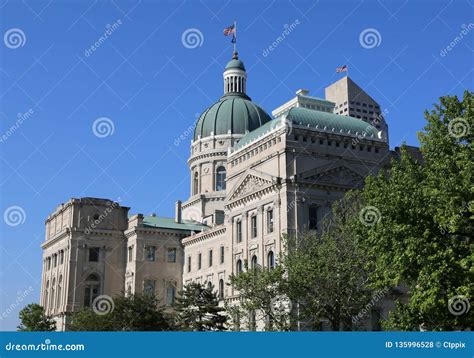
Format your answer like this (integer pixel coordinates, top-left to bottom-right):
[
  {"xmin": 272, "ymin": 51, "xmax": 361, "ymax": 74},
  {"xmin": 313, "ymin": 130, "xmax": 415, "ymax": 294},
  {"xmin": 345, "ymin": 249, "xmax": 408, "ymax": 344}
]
[{"xmin": 233, "ymin": 20, "xmax": 237, "ymax": 54}]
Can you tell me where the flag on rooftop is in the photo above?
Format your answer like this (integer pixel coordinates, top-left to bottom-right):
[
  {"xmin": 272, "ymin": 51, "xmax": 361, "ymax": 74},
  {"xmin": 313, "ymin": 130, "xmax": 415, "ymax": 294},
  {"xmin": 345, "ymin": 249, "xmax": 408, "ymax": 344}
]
[{"xmin": 336, "ymin": 65, "xmax": 348, "ymax": 73}]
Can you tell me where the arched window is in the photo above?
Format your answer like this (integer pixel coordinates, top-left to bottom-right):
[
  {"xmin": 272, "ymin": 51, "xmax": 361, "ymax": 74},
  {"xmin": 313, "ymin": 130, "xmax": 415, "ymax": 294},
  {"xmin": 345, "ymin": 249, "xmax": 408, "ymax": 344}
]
[
  {"xmin": 127, "ymin": 284, "xmax": 132, "ymax": 297},
  {"xmin": 267, "ymin": 251, "xmax": 275, "ymax": 270},
  {"xmin": 166, "ymin": 285, "xmax": 176, "ymax": 306},
  {"xmin": 57, "ymin": 275, "xmax": 62, "ymax": 309},
  {"xmin": 251, "ymin": 255, "xmax": 258, "ymax": 270},
  {"xmin": 218, "ymin": 279, "xmax": 224, "ymax": 300},
  {"xmin": 236, "ymin": 259, "xmax": 242, "ymax": 274},
  {"xmin": 193, "ymin": 172, "xmax": 199, "ymax": 195},
  {"xmin": 207, "ymin": 281, "xmax": 212, "ymax": 291},
  {"xmin": 215, "ymin": 166, "xmax": 226, "ymax": 191},
  {"xmin": 84, "ymin": 273, "xmax": 100, "ymax": 308}
]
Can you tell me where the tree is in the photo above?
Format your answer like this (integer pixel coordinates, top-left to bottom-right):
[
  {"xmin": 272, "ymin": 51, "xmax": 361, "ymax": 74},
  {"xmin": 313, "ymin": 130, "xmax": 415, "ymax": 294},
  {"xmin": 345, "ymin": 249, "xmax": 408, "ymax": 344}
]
[
  {"xmin": 18, "ymin": 304, "xmax": 56, "ymax": 331},
  {"xmin": 174, "ymin": 282, "xmax": 227, "ymax": 331},
  {"xmin": 356, "ymin": 91, "xmax": 473, "ymax": 330},
  {"xmin": 229, "ymin": 262, "xmax": 290, "ymax": 331},
  {"xmin": 284, "ymin": 193, "xmax": 374, "ymax": 331},
  {"xmin": 67, "ymin": 293, "xmax": 172, "ymax": 331}
]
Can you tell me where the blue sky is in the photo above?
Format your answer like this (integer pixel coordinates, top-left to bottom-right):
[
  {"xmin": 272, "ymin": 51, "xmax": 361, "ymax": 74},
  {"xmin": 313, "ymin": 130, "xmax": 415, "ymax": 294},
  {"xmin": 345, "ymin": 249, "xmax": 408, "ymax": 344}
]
[{"xmin": 0, "ymin": 0, "xmax": 472, "ymax": 330}]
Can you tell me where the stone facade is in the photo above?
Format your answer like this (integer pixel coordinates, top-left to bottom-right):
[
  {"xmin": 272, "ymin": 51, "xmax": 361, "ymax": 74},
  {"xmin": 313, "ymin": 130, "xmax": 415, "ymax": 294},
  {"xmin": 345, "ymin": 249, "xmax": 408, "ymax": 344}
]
[{"xmin": 39, "ymin": 52, "xmax": 408, "ymax": 331}]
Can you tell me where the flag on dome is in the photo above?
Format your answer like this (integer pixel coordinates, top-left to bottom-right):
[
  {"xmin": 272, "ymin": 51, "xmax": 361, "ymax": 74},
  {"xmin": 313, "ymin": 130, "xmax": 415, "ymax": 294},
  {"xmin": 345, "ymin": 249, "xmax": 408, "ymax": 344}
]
[
  {"xmin": 223, "ymin": 24, "xmax": 235, "ymax": 36},
  {"xmin": 336, "ymin": 65, "xmax": 348, "ymax": 73}
]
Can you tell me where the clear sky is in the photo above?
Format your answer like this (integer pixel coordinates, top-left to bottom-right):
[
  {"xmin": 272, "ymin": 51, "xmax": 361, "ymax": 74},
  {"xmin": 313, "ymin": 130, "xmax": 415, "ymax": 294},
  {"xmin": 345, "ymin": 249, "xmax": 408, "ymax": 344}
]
[{"xmin": 0, "ymin": 0, "xmax": 472, "ymax": 331}]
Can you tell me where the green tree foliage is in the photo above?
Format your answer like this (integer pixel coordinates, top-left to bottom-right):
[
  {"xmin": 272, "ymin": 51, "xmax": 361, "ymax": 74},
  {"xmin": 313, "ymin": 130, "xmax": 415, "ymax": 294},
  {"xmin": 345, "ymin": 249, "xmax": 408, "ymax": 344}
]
[
  {"xmin": 229, "ymin": 262, "xmax": 290, "ymax": 331},
  {"xmin": 67, "ymin": 294, "xmax": 171, "ymax": 331},
  {"xmin": 18, "ymin": 303, "xmax": 56, "ymax": 331},
  {"xmin": 356, "ymin": 91, "xmax": 473, "ymax": 330},
  {"xmin": 284, "ymin": 194, "xmax": 373, "ymax": 331},
  {"xmin": 174, "ymin": 282, "xmax": 227, "ymax": 331}
]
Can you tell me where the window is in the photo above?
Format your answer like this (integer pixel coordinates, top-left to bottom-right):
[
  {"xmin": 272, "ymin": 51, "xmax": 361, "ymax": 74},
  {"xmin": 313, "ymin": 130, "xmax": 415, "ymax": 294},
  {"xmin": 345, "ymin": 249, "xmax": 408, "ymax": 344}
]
[
  {"xmin": 60, "ymin": 251, "xmax": 64, "ymax": 265},
  {"xmin": 51, "ymin": 278, "xmax": 55, "ymax": 310},
  {"xmin": 44, "ymin": 281, "xmax": 49, "ymax": 309},
  {"xmin": 143, "ymin": 280, "xmax": 155, "ymax": 296},
  {"xmin": 209, "ymin": 250, "xmax": 213, "ymax": 267},
  {"xmin": 207, "ymin": 281, "xmax": 212, "ymax": 290},
  {"xmin": 251, "ymin": 255, "xmax": 258, "ymax": 270},
  {"xmin": 57, "ymin": 275, "xmax": 62, "ymax": 309},
  {"xmin": 218, "ymin": 279, "xmax": 224, "ymax": 300},
  {"xmin": 198, "ymin": 253, "xmax": 202, "ymax": 269},
  {"xmin": 267, "ymin": 210, "xmax": 274, "ymax": 233},
  {"xmin": 167, "ymin": 248, "xmax": 177, "ymax": 263},
  {"xmin": 166, "ymin": 285, "xmax": 175, "ymax": 306},
  {"xmin": 236, "ymin": 220, "xmax": 242, "ymax": 243},
  {"xmin": 215, "ymin": 166, "xmax": 226, "ymax": 191},
  {"xmin": 88, "ymin": 247, "xmax": 99, "ymax": 262},
  {"xmin": 128, "ymin": 247, "xmax": 133, "ymax": 262},
  {"xmin": 193, "ymin": 172, "xmax": 199, "ymax": 195},
  {"xmin": 309, "ymin": 205, "xmax": 318, "ymax": 230},
  {"xmin": 220, "ymin": 246, "xmax": 224, "ymax": 264},
  {"xmin": 84, "ymin": 274, "xmax": 100, "ymax": 308},
  {"xmin": 47, "ymin": 257, "xmax": 51, "ymax": 270},
  {"xmin": 187, "ymin": 256, "xmax": 192, "ymax": 272},
  {"xmin": 251, "ymin": 216, "xmax": 257, "ymax": 238},
  {"xmin": 145, "ymin": 246, "xmax": 156, "ymax": 261},
  {"xmin": 236, "ymin": 259, "xmax": 243, "ymax": 274},
  {"xmin": 268, "ymin": 251, "xmax": 275, "ymax": 270},
  {"xmin": 53, "ymin": 254, "xmax": 57, "ymax": 267}
]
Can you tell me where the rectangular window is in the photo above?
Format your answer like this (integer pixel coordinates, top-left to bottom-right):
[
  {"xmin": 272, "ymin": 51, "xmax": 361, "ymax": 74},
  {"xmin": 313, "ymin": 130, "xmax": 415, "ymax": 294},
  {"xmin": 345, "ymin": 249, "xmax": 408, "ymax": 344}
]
[
  {"xmin": 236, "ymin": 221, "xmax": 242, "ymax": 243},
  {"xmin": 166, "ymin": 286, "xmax": 175, "ymax": 306},
  {"xmin": 188, "ymin": 256, "xmax": 192, "ymax": 273},
  {"xmin": 198, "ymin": 253, "xmax": 202, "ymax": 270},
  {"xmin": 309, "ymin": 206, "xmax": 318, "ymax": 230},
  {"xmin": 220, "ymin": 246, "xmax": 224, "ymax": 264},
  {"xmin": 84, "ymin": 284, "xmax": 99, "ymax": 308},
  {"xmin": 128, "ymin": 247, "xmax": 133, "ymax": 262},
  {"xmin": 167, "ymin": 248, "xmax": 177, "ymax": 263},
  {"xmin": 88, "ymin": 247, "xmax": 99, "ymax": 262},
  {"xmin": 251, "ymin": 216, "xmax": 257, "ymax": 238},
  {"xmin": 60, "ymin": 251, "xmax": 64, "ymax": 265},
  {"xmin": 145, "ymin": 246, "xmax": 156, "ymax": 261},
  {"xmin": 209, "ymin": 250, "xmax": 213, "ymax": 267},
  {"xmin": 143, "ymin": 280, "xmax": 155, "ymax": 296},
  {"xmin": 267, "ymin": 209, "xmax": 274, "ymax": 233},
  {"xmin": 53, "ymin": 255, "xmax": 57, "ymax": 267}
]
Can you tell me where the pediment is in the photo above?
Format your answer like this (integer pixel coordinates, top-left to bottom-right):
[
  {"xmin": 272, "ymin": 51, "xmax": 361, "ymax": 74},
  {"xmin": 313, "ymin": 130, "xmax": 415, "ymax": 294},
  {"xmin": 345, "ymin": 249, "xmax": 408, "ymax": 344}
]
[
  {"xmin": 298, "ymin": 164, "xmax": 365, "ymax": 188},
  {"xmin": 227, "ymin": 169, "xmax": 275, "ymax": 202}
]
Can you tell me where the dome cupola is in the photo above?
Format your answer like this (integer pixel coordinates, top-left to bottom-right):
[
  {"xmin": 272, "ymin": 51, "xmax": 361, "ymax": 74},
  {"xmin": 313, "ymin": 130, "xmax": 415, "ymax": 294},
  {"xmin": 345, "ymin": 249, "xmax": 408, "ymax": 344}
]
[{"xmin": 193, "ymin": 52, "xmax": 272, "ymax": 141}]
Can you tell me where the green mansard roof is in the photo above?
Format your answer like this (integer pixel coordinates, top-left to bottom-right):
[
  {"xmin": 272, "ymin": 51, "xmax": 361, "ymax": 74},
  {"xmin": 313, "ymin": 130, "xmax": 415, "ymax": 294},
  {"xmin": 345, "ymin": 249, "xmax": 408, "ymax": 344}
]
[{"xmin": 142, "ymin": 215, "xmax": 208, "ymax": 232}]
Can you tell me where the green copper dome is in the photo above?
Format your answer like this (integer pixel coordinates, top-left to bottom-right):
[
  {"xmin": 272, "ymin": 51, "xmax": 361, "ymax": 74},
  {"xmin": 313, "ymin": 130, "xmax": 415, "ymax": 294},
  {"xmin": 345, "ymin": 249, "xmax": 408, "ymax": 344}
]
[
  {"xmin": 225, "ymin": 58, "xmax": 245, "ymax": 71},
  {"xmin": 193, "ymin": 94, "xmax": 272, "ymax": 140}
]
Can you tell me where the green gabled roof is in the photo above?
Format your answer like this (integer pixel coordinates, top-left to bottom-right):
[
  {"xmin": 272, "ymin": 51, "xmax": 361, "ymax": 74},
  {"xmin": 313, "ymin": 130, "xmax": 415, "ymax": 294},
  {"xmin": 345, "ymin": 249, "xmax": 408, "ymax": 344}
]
[
  {"xmin": 234, "ymin": 120, "xmax": 277, "ymax": 150},
  {"xmin": 142, "ymin": 216, "xmax": 208, "ymax": 232},
  {"xmin": 287, "ymin": 107, "xmax": 380, "ymax": 138},
  {"xmin": 233, "ymin": 107, "xmax": 381, "ymax": 151}
]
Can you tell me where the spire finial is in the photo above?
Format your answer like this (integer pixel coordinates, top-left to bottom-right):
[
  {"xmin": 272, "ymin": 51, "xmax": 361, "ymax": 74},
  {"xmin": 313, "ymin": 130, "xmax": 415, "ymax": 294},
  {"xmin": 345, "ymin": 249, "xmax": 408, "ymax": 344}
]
[{"xmin": 232, "ymin": 51, "xmax": 238, "ymax": 60}]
